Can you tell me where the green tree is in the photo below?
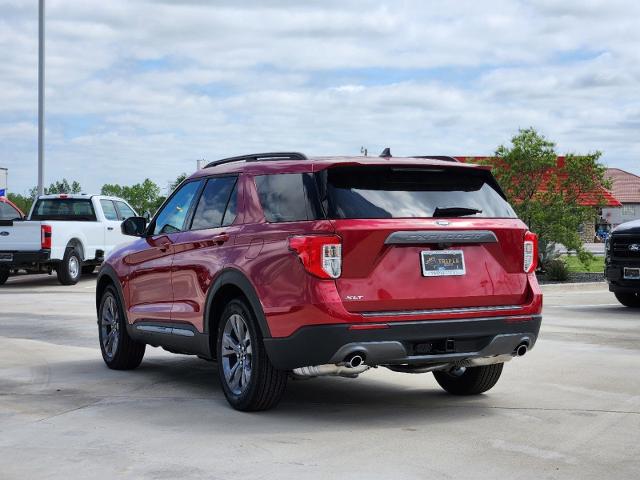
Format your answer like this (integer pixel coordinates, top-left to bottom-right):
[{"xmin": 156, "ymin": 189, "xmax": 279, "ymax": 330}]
[
  {"xmin": 101, "ymin": 179, "xmax": 163, "ymax": 217},
  {"xmin": 7, "ymin": 192, "xmax": 35, "ymax": 215},
  {"xmin": 6, "ymin": 179, "xmax": 82, "ymax": 215},
  {"xmin": 479, "ymin": 128, "xmax": 608, "ymax": 264},
  {"xmin": 45, "ymin": 179, "xmax": 82, "ymax": 194},
  {"xmin": 169, "ymin": 173, "xmax": 188, "ymax": 193}
]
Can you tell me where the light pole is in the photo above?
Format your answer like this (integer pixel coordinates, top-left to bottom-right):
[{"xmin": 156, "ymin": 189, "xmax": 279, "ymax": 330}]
[{"xmin": 37, "ymin": 0, "xmax": 45, "ymax": 196}]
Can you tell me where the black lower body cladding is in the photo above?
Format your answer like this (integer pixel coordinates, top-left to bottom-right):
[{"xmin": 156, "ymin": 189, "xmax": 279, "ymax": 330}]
[{"xmin": 263, "ymin": 315, "xmax": 542, "ymax": 370}]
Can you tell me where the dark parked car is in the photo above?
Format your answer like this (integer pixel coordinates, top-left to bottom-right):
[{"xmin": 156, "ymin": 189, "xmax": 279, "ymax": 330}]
[
  {"xmin": 96, "ymin": 152, "xmax": 543, "ymax": 411},
  {"xmin": 605, "ymin": 219, "xmax": 640, "ymax": 307}
]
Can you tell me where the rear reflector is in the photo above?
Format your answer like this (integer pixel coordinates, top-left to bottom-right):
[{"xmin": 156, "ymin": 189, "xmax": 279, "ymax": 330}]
[
  {"xmin": 523, "ymin": 231, "xmax": 538, "ymax": 273},
  {"xmin": 41, "ymin": 224, "xmax": 52, "ymax": 249},
  {"xmin": 288, "ymin": 234, "xmax": 342, "ymax": 279},
  {"xmin": 348, "ymin": 324, "xmax": 390, "ymax": 331}
]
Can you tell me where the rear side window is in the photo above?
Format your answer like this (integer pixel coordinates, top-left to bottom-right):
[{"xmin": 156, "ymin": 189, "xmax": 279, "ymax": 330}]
[
  {"xmin": 254, "ymin": 173, "xmax": 321, "ymax": 222},
  {"xmin": 100, "ymin": 200, "xmax": 119, "ymax": 221},
  {"xmin": 115, "ymin": 201, "xmax": 136, "ymax": 220},
  {"xmin": 190, "ymin": 176, "xmax": 237, "ymax": 230},
  {"xmin": 320, "ymin": 166, "xmax": 517, "ymax": 219},
  {"xmin": 31, "ymin": 199, "xmax": 97, "ymax": 221},
  {"xmin": 0, "ymin": 201, "xmax": 21, "ymax": 220}
]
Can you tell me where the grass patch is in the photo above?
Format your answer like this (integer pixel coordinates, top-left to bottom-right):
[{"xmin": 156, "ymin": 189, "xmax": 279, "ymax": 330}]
[{"xmin": 562, "ymin": 255, "xmax": 604, "ymax": 273}]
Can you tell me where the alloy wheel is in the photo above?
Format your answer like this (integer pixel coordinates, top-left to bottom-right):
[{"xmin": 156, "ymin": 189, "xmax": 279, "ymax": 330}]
[
  {"xmin": 221, "ymin": 313, "xmax": 253, "ymax": 395},
  {"xmin": 100, "ymin": 295, "xmax": 120, "ymax": 359}
]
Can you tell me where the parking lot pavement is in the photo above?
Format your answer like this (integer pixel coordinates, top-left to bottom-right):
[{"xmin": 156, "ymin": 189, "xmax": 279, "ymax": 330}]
[{"xmin": 1, "ymin": 275, "xmax": 639, "ymax": 480}]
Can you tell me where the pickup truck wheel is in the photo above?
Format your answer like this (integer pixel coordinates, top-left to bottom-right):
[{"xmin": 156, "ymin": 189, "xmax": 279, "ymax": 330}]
[
  {"xmin": 216, "ymin": 298, "xmax": 287, "ymax": 411},
  {"xmin": 0, "ymin": 268, "xmax": 9, "ymax": 285},
  {"xmin": 615, "ymin": 292, "xmax": 640, "ymax": 308},
  {"xmin": 98, "ymin": 286, "xmax": 145, "ymax": 369},
  {"xmin": 57, "ymin": 247, "xmax": 82, "ymax": 285},
  {"xmin": 433, "ymin": 363, "xmax": 504, "ymax": 395},
  {"xmin": 81, "ymin": 265, "xmax": 97, "ymax": 275}
]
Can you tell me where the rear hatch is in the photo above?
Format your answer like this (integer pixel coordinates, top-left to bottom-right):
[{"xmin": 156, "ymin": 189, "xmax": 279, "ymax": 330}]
[{"xmin": 315, "ymin": 163, "xmax": 530, "ymax": 314}]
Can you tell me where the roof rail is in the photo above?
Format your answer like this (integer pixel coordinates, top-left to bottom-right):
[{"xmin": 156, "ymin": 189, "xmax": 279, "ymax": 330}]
[
  {"xmin": 411, "ymin": 155, "xmax": 460, "ymax": 163},
  {"xmin": 205, "ymin": 152, "xmax": 308, "ymax": 169}
]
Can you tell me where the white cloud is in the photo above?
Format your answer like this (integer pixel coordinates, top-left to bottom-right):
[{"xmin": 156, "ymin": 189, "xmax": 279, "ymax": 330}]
[{"xmin": 0, "ymin": 0, "xmax": 639, "ymax": 194}]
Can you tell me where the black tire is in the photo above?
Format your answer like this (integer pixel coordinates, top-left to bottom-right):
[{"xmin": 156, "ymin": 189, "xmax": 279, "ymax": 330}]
[
  {"xmin": 57, "ymin": 247, "xmax": 82, "ymax": 285},
  {"xmin": 0, "ymin": 268, "xmax": 9, "ymax": 285},
  {"xmin": 615, "ymin": 292, "xmax": 640, "ymax": 308},
  {"xmin": 82, "ymin": 265, "xmax": 97, "ymax": 275},
  {"xmin": 98, "ymin": 285, "xmax": 145, "ymax": 370},
  {"xmin": 216, "ymin": 298, "xmax": 287, "ymax": 411},
  {"xmin": 433, "ymin": 363, "xmax": 504, "ymax": 395}
]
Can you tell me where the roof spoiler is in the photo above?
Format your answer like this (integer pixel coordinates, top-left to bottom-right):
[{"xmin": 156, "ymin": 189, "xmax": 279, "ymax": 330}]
[
  {"xmin": 378, "ymin": 149, "xmax": 459, "ymax": 163},
  {"xmin": 411, "ymin": 156, "xmax": 460, "ymax": 163}
]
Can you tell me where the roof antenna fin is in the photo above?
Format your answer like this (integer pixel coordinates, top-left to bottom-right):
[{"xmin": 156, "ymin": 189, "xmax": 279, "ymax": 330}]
[{"xmin": 379, "ymin": 147, "xmax": 391, "ymax": 158}]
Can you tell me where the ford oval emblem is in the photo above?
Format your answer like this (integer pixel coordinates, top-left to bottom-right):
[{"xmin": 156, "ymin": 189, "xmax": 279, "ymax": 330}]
[
  {"xmin": 436, "ymin": 220, "xmax": 450, "ymax": 226},
  {"xmin": 0, "ymin": 231, "xmax": 9, "ymax": 236}
]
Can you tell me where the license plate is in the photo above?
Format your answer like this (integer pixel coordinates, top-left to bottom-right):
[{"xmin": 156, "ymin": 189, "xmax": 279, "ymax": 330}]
[
  {"xmin": 624, "ymin": 267, "xmax": 640, "ymax": 280},
  {"xmin": 0, "ymin": 253, "xmax": 13, "ymax": 262},
  {"xmin": 421, "ymin": 250, "xmax": 465, "ymax": 277}
]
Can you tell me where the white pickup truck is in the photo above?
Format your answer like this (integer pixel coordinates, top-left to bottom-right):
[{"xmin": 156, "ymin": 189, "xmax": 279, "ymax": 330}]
[{"xmin": 0, "ymin": 194, "xmax": 138, "ymax": 285}]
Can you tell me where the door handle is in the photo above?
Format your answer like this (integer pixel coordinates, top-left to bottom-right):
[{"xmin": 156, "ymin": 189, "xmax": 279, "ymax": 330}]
[
  {"xmin": 212, "ymin": 233, "xmax": 229, "ymax": 245},
  {"xmin": 107, "ymin": 227, "xmax": 114, "ymax": 231}
]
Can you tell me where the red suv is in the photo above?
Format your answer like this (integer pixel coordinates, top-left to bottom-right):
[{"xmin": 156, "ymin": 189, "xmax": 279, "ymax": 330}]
[{"xmin": 96, "ymin": 152, "xmax": 542, "ymax": 411}]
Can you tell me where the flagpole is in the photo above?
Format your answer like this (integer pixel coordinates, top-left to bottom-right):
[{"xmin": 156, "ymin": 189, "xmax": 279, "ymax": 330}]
[{"xmin": 37, "ymin": 0, "xmax": 45, "ymax": 196}]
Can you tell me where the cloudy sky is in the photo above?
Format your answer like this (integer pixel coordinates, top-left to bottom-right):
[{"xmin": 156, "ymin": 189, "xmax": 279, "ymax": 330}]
[{"xmin": 1, "ymin": 0, "xmax": 639, "ymax": 194}]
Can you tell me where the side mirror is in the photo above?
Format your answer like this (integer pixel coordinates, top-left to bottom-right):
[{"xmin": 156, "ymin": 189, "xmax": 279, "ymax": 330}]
[{"xmin": 121, "ymin": 216, "xmax": 147, "ymax": 237}]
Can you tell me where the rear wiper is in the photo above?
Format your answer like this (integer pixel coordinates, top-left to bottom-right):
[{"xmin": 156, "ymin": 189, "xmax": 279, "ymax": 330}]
[{"xmin": 433, "ymin": 207, "xmax": 482, "ymax": 217}]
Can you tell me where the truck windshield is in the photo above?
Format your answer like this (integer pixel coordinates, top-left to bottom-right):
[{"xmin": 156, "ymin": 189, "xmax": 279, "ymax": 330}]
[
  {"xmin": 318, "ymin": 165, "xmax": 517, "ymax": 219},
  {"xmin": 31, "ymin": 199, "xmax": 97, "ymax": 221}
]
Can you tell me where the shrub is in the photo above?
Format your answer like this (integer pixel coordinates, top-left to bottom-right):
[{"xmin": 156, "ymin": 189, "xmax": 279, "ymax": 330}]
[{"xmin": 545, "ymin": 259, "xmax": 569, "ymax": 281}]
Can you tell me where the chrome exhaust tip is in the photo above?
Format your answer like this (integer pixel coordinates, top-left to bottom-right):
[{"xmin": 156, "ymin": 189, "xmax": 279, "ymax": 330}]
[
  {"xmin": 515, "ymin": 343, "xmax": 528, "ymax": 357},
  {"xmin": 345, "ymin": 352, "xmax": 365, "ymax": 368}
]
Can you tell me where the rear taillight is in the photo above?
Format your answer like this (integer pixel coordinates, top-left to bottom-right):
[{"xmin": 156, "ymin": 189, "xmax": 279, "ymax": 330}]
[
  {"xmin": 523, "ymin": 231, "xmax": 538, "ymax": 273},
  {"xmin": 41, "ymin": 225, "xmax": 52, "ymax": 249},
  {"xmin": 288, "ymin": 234, "xmax": 342, "ymax": 279}
]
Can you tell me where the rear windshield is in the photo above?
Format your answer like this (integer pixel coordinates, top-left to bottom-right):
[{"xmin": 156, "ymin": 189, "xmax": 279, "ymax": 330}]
[
  {"xmin": 31, "ymin": 199, "xmax": 97, "ymax": 221},
  {"xmin": 319, "ymin": 166, "xmax": 517, "ymax": 219}
]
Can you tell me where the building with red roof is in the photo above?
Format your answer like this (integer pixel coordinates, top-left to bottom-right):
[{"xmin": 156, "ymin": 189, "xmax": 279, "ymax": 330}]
[{"xmin": 602, "ymin": 168, "xmax": 640, "ymax": 228}]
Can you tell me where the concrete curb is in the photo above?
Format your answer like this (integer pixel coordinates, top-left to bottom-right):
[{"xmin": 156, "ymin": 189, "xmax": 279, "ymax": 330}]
[{"xmin": 540, "ymin": 281, "xmax": 607, "ymax": 292}]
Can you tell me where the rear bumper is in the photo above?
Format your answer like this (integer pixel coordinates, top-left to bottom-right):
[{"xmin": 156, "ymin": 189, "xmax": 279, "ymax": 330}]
[
  {"xmin": 264, "ymin": 314, "xmax": 542, "ymax": 370},
  {"xmin": 0, "ymin": 250, "xmax": 50, "ymax": 269}
]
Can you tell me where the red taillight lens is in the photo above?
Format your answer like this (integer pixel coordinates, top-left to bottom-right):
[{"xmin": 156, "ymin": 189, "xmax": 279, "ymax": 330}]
[
  {"xmin": 41, "ymin": 225, "xmax": 52, "ymax": 249},
  {"xmin": 288, "ymin": 234, "xmax": 342, "ymax": 279},
  {"xmin": 523, "ymin": 231, "xmax": 538, "ymax": 273}
]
